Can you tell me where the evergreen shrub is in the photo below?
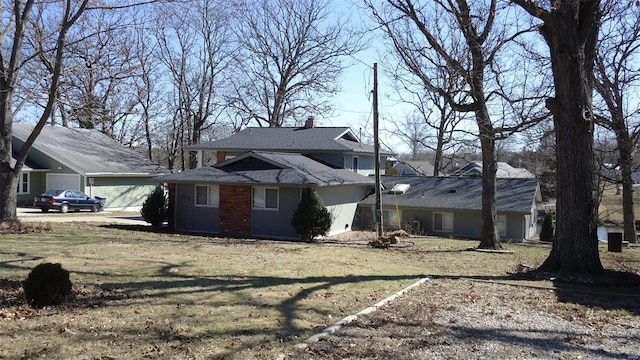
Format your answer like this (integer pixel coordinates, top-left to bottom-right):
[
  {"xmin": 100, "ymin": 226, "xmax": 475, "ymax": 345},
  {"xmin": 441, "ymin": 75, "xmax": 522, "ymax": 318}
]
[
  {"xmin": 142, "ymin": 186, "xmax": 167, "ymax": 229},
  {"xmin": 539, "ymin": 212, "xmax": 555, "ymax": 242},
  {"xmin": 291, "ymin": 189, "xmax": 332, "ymax": 242}
]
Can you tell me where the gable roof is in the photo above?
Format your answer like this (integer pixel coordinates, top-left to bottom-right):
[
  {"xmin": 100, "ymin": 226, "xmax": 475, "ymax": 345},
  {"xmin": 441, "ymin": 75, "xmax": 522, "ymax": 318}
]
[
  {"xmin": 12, "ymin": 123, "xmax": 167, "ymax": 176},
  {"xmin": 156, "ymin": 151, "xmax": 374, "ymax": 187},
  {"xmin": 360, "ymin": 176, "xmax": 540, "ymax": 213},
  {"xmin": 453, "ymin": 161, "xmax": 535, "ymax": 179},
  {"xmin": 394, "ymin": 160, "xmax": 436, "ymax": 176},
  {"xmin": 187, "ymin": 126, "xmax": 391, "ymax": 155}
]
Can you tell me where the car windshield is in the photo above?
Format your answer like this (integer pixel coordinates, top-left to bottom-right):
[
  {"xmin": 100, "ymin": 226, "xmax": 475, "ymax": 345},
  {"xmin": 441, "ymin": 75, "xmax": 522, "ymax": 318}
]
[{"xmin": 44, "ymin": 190, "xmax": 65, "ymax": 196}]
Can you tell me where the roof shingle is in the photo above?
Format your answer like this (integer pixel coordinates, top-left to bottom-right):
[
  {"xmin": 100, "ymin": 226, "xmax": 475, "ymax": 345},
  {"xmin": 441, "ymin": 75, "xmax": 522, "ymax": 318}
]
[
  {"xmin": 187, "ymin": 126, "xmax": 392, "ymax": 155},
  {"xmin": 12, "ymin": 123, "xmax": 167, "ymax": 176},
  {"xmin": 360, "ymin": 176, "xmax": 539, "ymax": 213},
  {"xmin": 156, "ymin": 151, "xmax": 374, "ymax": 187}
]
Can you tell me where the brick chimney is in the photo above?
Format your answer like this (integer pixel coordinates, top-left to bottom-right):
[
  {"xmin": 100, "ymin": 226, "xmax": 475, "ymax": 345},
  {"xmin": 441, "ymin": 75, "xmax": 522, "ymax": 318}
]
[{"xmin": 304, "ymin": 116, "xmax": 316, "ymax": 129}]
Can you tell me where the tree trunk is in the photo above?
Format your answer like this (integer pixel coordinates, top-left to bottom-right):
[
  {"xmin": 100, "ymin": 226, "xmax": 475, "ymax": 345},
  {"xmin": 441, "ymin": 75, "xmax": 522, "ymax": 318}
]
[
  {"xmin": 0, "ymin": 115, "xmax": 19, "ymax": 224},
  {"xmin": 477, "ymin": 111, "xmax": 501, "ymax": 249},
  {"xmin": 617, "ymin": 132, "xmax": 636, "ymax": 243},
  {"xmin": 538, "ymin": 2, "xmax": 603, "ymax": 275},
  {"xmin": 433, "ymin": 145, "xmax": 442, "ymax": 177}
]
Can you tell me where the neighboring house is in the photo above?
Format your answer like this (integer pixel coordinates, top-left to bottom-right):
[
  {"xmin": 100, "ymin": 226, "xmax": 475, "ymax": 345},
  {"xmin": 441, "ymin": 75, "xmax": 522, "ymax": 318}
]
[
  {"xmin": 188, "ymin": 117, "xmax": 390, "ymax": 176},
  {"xmin": 452, "ymin": 161, "xmax": 535, "ymax": 179},
  {"xmin": 155, "ymin": 151, "xmax": 374, "ymax": 239},
  {"xmin": 12, "ymin": 123, "xmax": 168, "ymax": 210},
  {"xmin": 393, "ymin": 160, "xmax": 436, "ymax": 176},
  {"xmin": 357, "ymin": 176, "xmax": 541, "ymax": 243}
]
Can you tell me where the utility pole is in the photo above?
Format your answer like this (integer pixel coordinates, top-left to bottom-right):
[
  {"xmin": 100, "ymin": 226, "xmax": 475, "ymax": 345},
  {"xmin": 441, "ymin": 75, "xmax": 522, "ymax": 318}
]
[{"xmin": 373, "ymin": 63, "xmax": 383, "ymax": 238}]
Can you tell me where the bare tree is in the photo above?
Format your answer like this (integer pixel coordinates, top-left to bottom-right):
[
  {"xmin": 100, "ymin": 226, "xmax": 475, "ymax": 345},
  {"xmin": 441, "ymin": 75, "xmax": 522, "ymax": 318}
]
[
  {"xmin": 229, "ymin": 0, "xmax": 362, "ymax": 127},
  {"xmin": 155, "ymin": 1, "xmax": 234, "ymax": 170},
  {"xmin": 366, "ymin": 0, "xmax": 542, "ymax": 249},
  {"xmin": 1, "ymin": 0, "xmax": 89, "ymax": 225},
  {"xmin": 593, "ymin": 3, "xmax": 640, "ymax": 244},
  {"xmin": 55, "ymin": 8, "xmax": 143, "ymax": 144},
  {"xmin": 382, "ymin": 3, "xmax": 474, "ymax": 176},
  {"xmin": 128, "ymin": 13, "xmax": 167, "ymax": 163},
  {"xmin": 394, "ymin": 114, "xmax": 428, "ymax": 160},
  {"xmin": 389, "ymin": 56, "xmax": 470, "ymax": 175},
  {"xmin": 513, "ymin": 0, "xmax": 604, "ymax": 275}
]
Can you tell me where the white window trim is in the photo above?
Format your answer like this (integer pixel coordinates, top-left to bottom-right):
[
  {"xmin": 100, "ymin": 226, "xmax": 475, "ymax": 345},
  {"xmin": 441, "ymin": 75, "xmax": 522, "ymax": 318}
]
[
  {"xmin": 194, "ymin": 184, "xmax": 219, "ymax": 208},
  {"xmin": 17, "ymin": 172, "xmax": 30, "ymax": 194},
  {"xmin": 352, "ymin": 156, "xmax": 359, "ymax": 172},
  {"xmin": 253, "ymin": 187, "xmax": 279, "ymax": 210},
  {"xmin": 433, "ymin": 212, "xmax": 454, "ymax": 232}
]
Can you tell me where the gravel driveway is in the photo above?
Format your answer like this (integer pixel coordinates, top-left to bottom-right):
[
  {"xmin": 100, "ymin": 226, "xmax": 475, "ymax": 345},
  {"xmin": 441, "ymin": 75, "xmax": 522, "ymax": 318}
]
[
  {"xmin": 17, "ymin": 207, "xmax": 147, "ymax": 225},
  {"xmin": 291, "ymin": 277, "xmax": 640, "ymax": 359}
]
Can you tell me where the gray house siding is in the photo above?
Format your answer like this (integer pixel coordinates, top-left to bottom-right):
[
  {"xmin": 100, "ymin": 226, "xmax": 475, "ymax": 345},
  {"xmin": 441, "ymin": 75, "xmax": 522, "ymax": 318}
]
[
  {"xmin": 174, "ymin": 184, "xmax": 220, "ymax": 234},
  {"xmin": 316, "ymin": 185, "xmax": 370, "ymax": 235},
  {"xmin": 16, "ymin": 171, "xmax": 45, "ymax": 206},
  {"xmin": 356, "ymin": 206, "xmax": 528, "ymax": 242},
  {"xmin": 342, "ymin": 154, "xmax": 384, "ymax": 176},
  {"xmin": 446, "ymin": 211, "xmax": 478, "ymax": 238},
  {"xmin": 502, "ymin": 213, "xmax": 522, "ymax": 242},
  {"xmin": 313, "ymin": 153, "xmax": 345, "ymax": 168},
  {"xmin": 252, "ymin": 187, "xmax": 300, "ymax": 239}
]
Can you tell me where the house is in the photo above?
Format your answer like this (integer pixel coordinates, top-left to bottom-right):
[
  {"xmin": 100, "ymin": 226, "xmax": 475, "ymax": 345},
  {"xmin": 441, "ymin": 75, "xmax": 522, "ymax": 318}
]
[
  {"xmin": 452, "ymin": 161, "xmax": 535, "ymax": 178},
  {"xmin": 12, "ymin": 123, "xmax": 168, "ymax": 210},
  {"xmin": 356, "ymin": 176, "xmax": 541, "ymax": 242},
  {"xmin": 188, "ymin": 117, "xmax": 389, "ymax": 176},
  {"xmin": 155, "ymin": 119, "xmax": 394, "ymax": 239},
  {"xmin": 393, "ymin": 160, "xmax": 436, "ymax": 176},
  {"xmin": 155, "ymin": 151, "xmax": 374, "ymax": 239}
]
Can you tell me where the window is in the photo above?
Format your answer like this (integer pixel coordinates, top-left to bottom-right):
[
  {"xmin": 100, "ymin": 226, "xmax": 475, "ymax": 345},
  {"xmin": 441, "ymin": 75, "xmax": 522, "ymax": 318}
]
[
  {"xmin": 253, "ymin": 187, "xmax": 278, "ymax": 210},
  {"xmin": 496, "ymin": 215, "xmax": 506, "ymax": 235},
  {"xmin": 433, "ymin": 212, "xmax": 453, "ymax": 232},
  {"xmin": 352, "ymin": 156, "xmax": 359, "ymax": 172},
  {"xmin": 383, "ymin": 209, "xmax": 400, "ymax": 229},
  {"xmin": 195, "ymin": 185, "xmax": 219, "ymax": 207},
  {"xmin": 16, "ymin": 172, "xmax": 29, "ymax": 194}
]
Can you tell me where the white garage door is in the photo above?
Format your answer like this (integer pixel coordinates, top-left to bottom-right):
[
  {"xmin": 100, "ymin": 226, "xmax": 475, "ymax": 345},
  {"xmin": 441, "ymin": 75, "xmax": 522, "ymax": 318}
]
[{"xmin": 47, "ymin": 173, "xmax": 81, "ymax": 191}]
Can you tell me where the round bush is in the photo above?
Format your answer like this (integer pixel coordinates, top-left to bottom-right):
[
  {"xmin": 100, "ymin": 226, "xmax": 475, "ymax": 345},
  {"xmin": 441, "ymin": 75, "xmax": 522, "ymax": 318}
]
[{"xmin": 22, "ymin": 263, "xmax": 72, "ymax": 308}]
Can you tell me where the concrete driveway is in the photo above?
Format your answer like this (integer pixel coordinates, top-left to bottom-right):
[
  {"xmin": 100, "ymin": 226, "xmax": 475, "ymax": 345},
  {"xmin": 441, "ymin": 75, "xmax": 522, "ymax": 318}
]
[{"xmin": 17, "ymin": 207, "xmax": 148, "ymax": 226}]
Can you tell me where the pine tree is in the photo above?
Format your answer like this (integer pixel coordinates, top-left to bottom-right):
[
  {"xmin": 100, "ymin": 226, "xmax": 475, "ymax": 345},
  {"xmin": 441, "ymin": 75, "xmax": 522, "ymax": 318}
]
[
  {"xmin": 291, "ymin": 189, "xmax": 332, "ymax": 242},
  {"xmin": 142, "ymin": 186, "xmax": 167, "ymax": 229},
  {"xmin": 539, "ymin": 212, "xmax": 555, "ymax": 242}
]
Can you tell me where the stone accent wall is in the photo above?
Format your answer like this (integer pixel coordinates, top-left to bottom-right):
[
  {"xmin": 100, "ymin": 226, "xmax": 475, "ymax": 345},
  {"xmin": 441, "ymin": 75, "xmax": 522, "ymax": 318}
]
[{"xmin": 219, "ymin": 184, "xmax": 252, "ymax": 237}]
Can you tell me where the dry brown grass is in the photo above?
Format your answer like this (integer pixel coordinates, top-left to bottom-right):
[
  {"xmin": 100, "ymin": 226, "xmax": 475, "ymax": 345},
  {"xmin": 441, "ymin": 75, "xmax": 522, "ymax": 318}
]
[
  {"xmin": 1, "ymin": 222, "xmax": 638, "ymax": 359},
  {"xmin": 598, "ymin": 184, "xmax": 640, "ymax": 224}
]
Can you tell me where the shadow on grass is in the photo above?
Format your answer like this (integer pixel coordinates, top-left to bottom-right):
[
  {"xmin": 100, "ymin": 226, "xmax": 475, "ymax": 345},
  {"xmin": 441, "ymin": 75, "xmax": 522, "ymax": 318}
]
[
  {"xmin": 99, "ymin": 271, "xmax": 425, "ymax": 341},
  {"xmin": 550, "ymin": 270, "xmax": 640, "ymax": 316},
  {"xmin": 432, "ymin": 272, "xmax": 640, "ymax": 317},
  {"xmin": 98, "ymin": 223, "xmax": 162, "ymax": 233}
]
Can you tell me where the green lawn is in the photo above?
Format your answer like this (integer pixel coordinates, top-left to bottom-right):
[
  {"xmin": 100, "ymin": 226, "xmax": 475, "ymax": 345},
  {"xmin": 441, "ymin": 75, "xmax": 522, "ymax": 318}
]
[{"xmin": 0, "ymin": 222, "xmax": 635, "ymax": 359}]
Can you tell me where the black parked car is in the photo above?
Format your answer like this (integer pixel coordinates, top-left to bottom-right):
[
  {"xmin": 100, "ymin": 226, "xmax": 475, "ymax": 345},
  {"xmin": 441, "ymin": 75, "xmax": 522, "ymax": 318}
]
[{"xmin": 33, "ymin": 190, "xmax": 106, "ymax": 213}]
